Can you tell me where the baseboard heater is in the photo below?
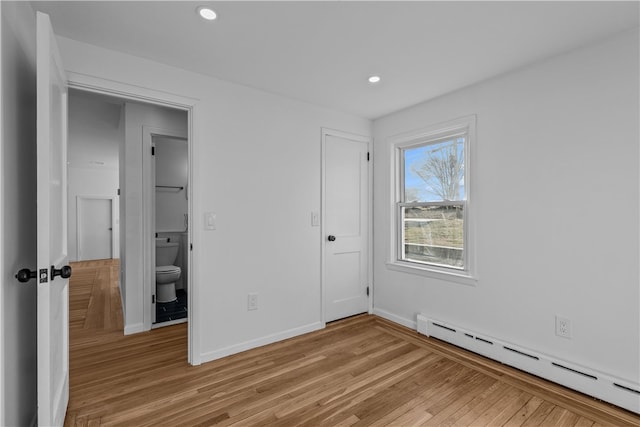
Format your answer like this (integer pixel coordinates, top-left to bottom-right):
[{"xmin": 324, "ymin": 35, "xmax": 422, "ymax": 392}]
[{"xmin": 416, "ymin": 314, "xmax": 640, "ymax": 414}]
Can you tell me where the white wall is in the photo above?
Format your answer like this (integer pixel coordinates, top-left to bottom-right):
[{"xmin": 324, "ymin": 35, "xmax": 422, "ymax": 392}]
[
  {"xmin": 67, "ymin": 92, "xmax": 121, "ymax": 261},
  {"xmin": 57, "ymin": 35, "xmax": 371, "ymax": 360},
  {"xmin": 373, "ymin": 28, "xmax": 639, "ymax": 387},
  {"xmin": 122, "ymin": 102, "xmax": 187, "ymax": 331},
  {"xmin": 0, "ymin": 2, "xmax": 38, "ymax": 425}
]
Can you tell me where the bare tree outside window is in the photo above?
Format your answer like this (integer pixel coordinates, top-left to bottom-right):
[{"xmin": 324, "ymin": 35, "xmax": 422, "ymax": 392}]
[{"xmin": 409, "ymin": 139, "xmax": 464, "ymax": 202}]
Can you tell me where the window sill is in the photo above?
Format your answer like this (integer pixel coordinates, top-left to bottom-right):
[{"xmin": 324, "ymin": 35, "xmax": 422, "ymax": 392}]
[{"xmin": 386, "ymin": 261, "xmax": 477, "ymax": 286}]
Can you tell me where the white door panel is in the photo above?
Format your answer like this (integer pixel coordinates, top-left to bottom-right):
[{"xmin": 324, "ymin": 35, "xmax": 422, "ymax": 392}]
[
  {"xmin": 323, "ymin": 132, "xmax": 370, "ymax": 323},
  {"xmin": 78, "ymin": 197, "xmax": 112, "ymax": 260},
  {"xmin": 37, "ymin": 11, "xmax": 69, "ymax": 426}
]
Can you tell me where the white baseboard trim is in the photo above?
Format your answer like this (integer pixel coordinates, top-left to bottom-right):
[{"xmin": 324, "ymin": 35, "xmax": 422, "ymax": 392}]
[
  {"xmin": 373, "ymin": 308, "xmax": 416, "ymax": 330},
  {"xmin": 151, "ymin": 318, "xmax": 187, "ymax": 329},
  {"xmin": 124, "ymin": 322, "xmax": 144, "ymax": 335},
  {"xmin": 417, "ymin": 314, "xmax": 640, "ymax": 415},
  {"xmin": 199, "ymin": 321, "xmax": 324, "ymax": 364}
]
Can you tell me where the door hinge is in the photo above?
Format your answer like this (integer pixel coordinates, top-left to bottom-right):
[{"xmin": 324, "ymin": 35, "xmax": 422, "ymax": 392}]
[
  {"xmin": 367, "ymin": 152, "xmax": 370, "ymax": 161},
  {"xmin": 190, "ymin": 243, "xmax": 193, "ymax": 251},
  {"xmin": 152, "ymin": 146, "xmax": 155, "ymax": 156},
  {"xmin": 117, "ymin": 188, "xmax": 120, "ymax": 196},
  {"xmin": 366, "ymin": 286, "xmax": 370, "ymax": 296},
  {"xmin": 152, "ymin": 295, "xmax": 155, "ymax": 304}
]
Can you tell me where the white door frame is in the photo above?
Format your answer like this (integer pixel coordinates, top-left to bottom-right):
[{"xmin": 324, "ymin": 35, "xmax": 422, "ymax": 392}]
[
  {"xmin": 320, "ymin": 128, "xmax": 373, "ymax": 327},
  {"xmin": 76, "ymin": 195, "xmax": 117, "ymax": 260},
  {"xmin": 66, "ymin": 72, "xmax": 201, "ymax": 365},
  {"xmin": 0, "ymin": 3, "xmax": 5, "ymax": 423}
]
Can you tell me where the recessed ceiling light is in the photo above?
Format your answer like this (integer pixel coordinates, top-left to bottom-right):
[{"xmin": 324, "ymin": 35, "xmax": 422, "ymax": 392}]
[
  {"xmin": 197, "ymin": 6, "xmax": 217, "ymax": 21},
  {"xmin": 368, "ymin": 75, "xmax": 381, "ymax": 84}
]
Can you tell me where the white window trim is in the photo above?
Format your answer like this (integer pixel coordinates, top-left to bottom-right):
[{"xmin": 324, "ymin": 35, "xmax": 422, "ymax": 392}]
[{"xmin": 387, "ymin": 115, "xmax": 477, "ymax": 286}]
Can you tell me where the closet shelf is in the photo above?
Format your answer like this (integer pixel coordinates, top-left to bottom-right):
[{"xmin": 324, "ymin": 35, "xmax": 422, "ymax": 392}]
[{"xmin": 156, "ymin": 185, "xmax": 184, "ymax": 190}]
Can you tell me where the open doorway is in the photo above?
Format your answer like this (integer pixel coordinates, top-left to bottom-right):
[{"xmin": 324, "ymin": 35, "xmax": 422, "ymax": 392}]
[
  {"xmin": 151, "ymin": 133, "xmax": 189, "ymax": 327},
  {"xmin": 67, "ymin": 90, "xmax": 121, "ymax": 263},
  {"xmin": 67, "ymin": 88, "xmax": 191, "ymax": 335}
]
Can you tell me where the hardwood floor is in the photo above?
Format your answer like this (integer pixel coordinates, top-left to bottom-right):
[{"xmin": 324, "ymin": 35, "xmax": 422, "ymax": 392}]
[{"xmin": 65, "ymin": 260, "xmax": 640, "ymax": 426}]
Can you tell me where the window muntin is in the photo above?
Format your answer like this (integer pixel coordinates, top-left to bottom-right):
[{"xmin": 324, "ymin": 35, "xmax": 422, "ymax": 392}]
[{"xmin": 395, "ymin": 124, "xmax": 471, "ymax": 273}]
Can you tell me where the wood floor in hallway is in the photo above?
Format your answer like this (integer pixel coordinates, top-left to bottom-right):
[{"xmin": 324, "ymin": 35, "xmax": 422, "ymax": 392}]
[{"xmin": 64, "ymin": 260, "xmax": 639, "ymax": 426}]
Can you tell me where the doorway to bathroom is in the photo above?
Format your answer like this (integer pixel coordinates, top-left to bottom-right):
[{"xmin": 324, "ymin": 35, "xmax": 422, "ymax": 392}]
[
  {"xmin": 67, "ymin": 86, "xmax": 193, "ymax": 338},
  {"xmin": 151, "ymin": 133, "xmax": 189, "ymax": 327}
]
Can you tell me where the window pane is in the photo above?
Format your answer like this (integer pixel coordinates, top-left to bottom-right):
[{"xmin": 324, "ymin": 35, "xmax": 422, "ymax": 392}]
[
  {"xmin": 402, "ymin": 205, "xmax": 464, "ymax": 269},
  {"xmin": 403, "ymin": 137, "xmax": 465, "ymax": 202}
]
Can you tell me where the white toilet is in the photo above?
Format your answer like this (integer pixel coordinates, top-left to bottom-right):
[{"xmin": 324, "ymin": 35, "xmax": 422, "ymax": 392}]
[{"xmin": 155, "ymin": 239, "xmax": 181, "ymax": 303}]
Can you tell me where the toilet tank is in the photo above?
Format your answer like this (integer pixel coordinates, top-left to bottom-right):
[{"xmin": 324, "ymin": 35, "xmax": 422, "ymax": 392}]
[{"xmin": 156, "ymin": 241, "xmax": 179, "ymax": 266}]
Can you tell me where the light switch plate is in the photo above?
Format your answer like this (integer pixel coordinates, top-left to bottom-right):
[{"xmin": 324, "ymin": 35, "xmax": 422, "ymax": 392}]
[
  {"xmin": 204, "ymin": 212, "xmax": 216, "ymax": 230},
  {"xmin": 311, "ymin": 211, "xmax": 320, "ymax": 227}
]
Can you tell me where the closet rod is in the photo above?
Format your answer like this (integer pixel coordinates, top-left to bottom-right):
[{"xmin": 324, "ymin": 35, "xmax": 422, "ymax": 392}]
[{"xmin": 156, "ymin": 185, "xmax": 184, "ymax": 190}]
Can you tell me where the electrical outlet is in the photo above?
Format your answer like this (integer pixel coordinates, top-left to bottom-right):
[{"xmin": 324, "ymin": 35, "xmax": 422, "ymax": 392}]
[
  {"xmin": 555, "ymin": 315, "xmax": 571, "ymax": 338},
  {"xmin": 248, "ymin": 293, "xmax": 258, "ymax": 311}
]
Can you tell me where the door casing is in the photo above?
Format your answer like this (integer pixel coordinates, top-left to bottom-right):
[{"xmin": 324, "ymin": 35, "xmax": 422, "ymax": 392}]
[{"xmin": 66, "ymin": 72, "xmax": 201, "ymax": 365}]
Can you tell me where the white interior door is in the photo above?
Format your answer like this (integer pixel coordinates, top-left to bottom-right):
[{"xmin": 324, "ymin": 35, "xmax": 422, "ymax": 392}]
[
  {"xmin": 78, "ymin": 197, "xmax": 113, "ymax": 260},
  {"xmin": 323, "ymin": 131, "xmax": 370, "ymax": 323},
  {"xmin": 37, "ymin": 11, "xmax": 70, "ymax": 426}
]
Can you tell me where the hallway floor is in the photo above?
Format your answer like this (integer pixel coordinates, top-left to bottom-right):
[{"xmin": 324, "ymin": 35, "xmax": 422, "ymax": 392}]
[{"xmin": 69, "ymin": 259, "xmax": 123, "ymax": 333}]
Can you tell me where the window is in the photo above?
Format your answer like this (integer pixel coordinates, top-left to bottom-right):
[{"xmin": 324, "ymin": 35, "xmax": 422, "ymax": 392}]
[{"xmin": 389, "ymin": 116, "xmax": 476, "ymax": 283}]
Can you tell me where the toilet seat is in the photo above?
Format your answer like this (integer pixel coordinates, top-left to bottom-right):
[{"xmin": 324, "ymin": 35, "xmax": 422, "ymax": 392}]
[{"xmin": 156, "ymin": 265, "xmax": 181, "ymax": 274}]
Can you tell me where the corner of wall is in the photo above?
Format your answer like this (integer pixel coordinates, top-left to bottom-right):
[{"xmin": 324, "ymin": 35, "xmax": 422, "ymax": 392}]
[{"xmin": 372, "ymin": 308, "xmax": 416, "ymax": 330}]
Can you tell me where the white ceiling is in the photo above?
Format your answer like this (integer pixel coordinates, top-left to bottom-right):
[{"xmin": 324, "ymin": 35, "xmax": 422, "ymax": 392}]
[{"xmin": 33, "ymin": 1, "xmax": 639, "ymax": 119}]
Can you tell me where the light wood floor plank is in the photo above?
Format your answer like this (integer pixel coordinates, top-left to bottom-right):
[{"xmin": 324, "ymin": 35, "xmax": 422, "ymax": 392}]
[
  {"xmin": 520, "ymin": 401, "xmax": 557, "ymax": 427},
  {"xmin": 419, "ymin": 375, "xmax": 499, "ymax": 425},
  {"xmin": 502, "ymin": 395, "xmax": 545, "ymax": 427},
  {"xmin": 573, "ymin": 416, "xmax": 596, "ymax": 427},
  {"xmin": 65, "ymin": 260, "xmax": 640, "ymax": 426}
]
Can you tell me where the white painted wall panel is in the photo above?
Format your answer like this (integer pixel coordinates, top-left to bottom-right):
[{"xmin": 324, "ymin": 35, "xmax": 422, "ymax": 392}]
[
  {"xmin": 56, "ymin": 36, "xmax": 371, "ymax": 357},
  {"xmin": 67, "ymin": 92, "xmax": 122, "ymax": 262},
  {"xmin": 373, "ymin": 29, "xmax": 640, "ymax": 384},
  {"xmin": 123, "ymin": 102, "xmax": 187, "ymax": 331}
]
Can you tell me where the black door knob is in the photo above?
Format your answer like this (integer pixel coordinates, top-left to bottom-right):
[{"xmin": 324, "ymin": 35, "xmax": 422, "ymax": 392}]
[
  {"xmin": 51, "ymin": 265, "xmax": 72, "ymax": 280},
  {"xmin": 15, "ymin": 268, "xmax": 37, "ymax": 283},
  {"xmin": 328, "ymin": 235, "xmax": 336, "ymax": 242}
]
